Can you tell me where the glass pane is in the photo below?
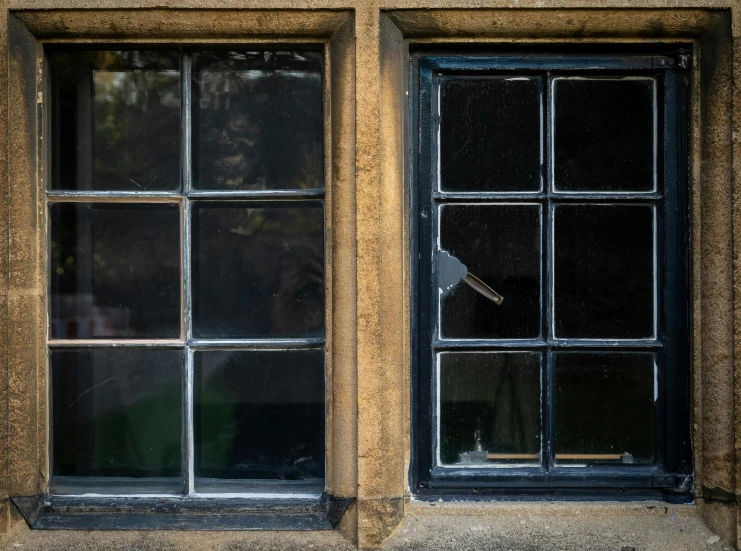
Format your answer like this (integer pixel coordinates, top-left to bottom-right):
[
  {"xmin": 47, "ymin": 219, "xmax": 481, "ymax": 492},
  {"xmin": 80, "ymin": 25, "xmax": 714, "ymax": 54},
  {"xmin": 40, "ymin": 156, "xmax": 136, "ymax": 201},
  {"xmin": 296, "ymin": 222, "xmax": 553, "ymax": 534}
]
[
  {"xmin": 194, "ymin": 349, "xmax": 325, "ymax": 485},
  {"xmin": 50, "ymin": 203, "xmax": 181, "ymax": 339},
  {"xmin": 439, "ymin": 78, "xmax": 541, "ymax": 192},
  {"xmin": 192, "ymin": 201, "xmax": 324, "ymax": 339},
  {"xmin": 439, "ymin": 204, "xmax": 541, "ymax": 339},
  {"xmin": 554, "ymin": 204, "xmax": 654, "ymax": 339},
  {"xmin": 555, "ymin": 353, "xmax": 655, "ymax": 465},
  {"xmin": 193, "ymin": 51, "xmax": 323, "ymax": 191},
  {"xmin": 52, "ymin": 349, "xmax": 182, "ymax": 481},
  {"xmin": 49, "ymin": 50, "xmax": 181, "ymax": 192},
  {"xmin": 553, "ymin": 78, "xmax": 655, "ymax": 192},
  {"xmin": 439, "ymin": 352, "xmax": 540, "ymax": 466}
]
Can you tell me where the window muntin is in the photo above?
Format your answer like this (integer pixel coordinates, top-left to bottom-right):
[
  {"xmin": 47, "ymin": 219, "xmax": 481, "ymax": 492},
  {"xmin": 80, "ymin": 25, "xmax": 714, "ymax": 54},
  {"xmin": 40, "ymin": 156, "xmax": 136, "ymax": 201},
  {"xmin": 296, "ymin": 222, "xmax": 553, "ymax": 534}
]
[
  {"xmin": 414, "ymin": 54, "xmax": 690, "ymax": 492},
  {"xmin": 48, "ymin": 48, "xmax": 326, "ymax": 497}
]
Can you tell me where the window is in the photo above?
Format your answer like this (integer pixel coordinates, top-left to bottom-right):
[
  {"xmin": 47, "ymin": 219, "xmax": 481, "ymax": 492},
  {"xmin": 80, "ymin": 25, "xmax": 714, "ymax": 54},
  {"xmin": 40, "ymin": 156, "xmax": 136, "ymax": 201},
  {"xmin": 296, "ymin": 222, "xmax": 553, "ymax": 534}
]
[
  {"xmin": 48, "ymin": 48, "xmax": 326, "ymax": 498},
  {"xmin": 5, "ymin": 5, "xmax": 741, "ymax": 546},
  {"xmin": 412, "ymin": 52, "xmax": 692, "ymax": 497}
]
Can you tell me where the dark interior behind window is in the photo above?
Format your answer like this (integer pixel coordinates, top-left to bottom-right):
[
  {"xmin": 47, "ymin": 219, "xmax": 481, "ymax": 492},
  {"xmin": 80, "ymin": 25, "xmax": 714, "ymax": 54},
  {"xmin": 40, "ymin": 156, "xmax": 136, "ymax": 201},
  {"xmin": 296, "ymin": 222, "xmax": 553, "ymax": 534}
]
[{"xmin": 412, "ymin": 51, "xmax": 691, "ymax": 499}]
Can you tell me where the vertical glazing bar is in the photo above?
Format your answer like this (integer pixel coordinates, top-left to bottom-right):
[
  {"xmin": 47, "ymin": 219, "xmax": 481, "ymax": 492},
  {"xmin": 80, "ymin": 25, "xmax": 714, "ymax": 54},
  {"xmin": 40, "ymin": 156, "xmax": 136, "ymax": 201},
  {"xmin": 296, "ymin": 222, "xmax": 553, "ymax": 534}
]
[
  {"xmin": 186, "ymin": 347, "xmax": 195, "ymax": 495},
  {"xmin": 546, "ymin": 350, "xmax": 556, "ymax": 469},
  {"xmin": 544, "ymin": 74, "xmax": 555, "ymax": 471},
  {"xmin": 540, "ymin": 71, "xmax": 555, "ymax": 471},
  {"xmin": 546, "ymin": 73, "xmax": 555, "ymax": 342},
  {"xmin": 545, "ymin": 204, "xmax": 556, "ymax": 471},
  {"xmin": 183, "ymin": 52, "xmax": 193, "ymax": 340},
  {"xmin": 538, "ymin": 74, "xmax": 548, "ymax": 471},
  {"xmin": 181, "ymin": 52, "xmax": 195, "ymax": 496}
]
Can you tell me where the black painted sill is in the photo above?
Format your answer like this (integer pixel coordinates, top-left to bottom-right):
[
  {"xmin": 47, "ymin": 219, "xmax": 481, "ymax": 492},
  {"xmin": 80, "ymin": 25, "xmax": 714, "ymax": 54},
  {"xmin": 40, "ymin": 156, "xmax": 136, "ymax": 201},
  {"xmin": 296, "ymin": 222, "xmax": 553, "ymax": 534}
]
[{"xmin": 10, "ymin": 494, "xmax": 354, "ymax": 531}]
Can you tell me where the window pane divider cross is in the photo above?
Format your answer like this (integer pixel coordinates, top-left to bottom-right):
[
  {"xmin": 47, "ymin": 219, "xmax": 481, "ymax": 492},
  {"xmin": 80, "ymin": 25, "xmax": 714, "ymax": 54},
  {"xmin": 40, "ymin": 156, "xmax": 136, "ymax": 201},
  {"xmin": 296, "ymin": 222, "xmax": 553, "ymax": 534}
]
[
  {"xmin": 413, "ymin": 52, "xmax": 691, "ymax": 496},
  {"xmin": 44, "ymin": 50, "xmax": 326, "ymax": 500}
]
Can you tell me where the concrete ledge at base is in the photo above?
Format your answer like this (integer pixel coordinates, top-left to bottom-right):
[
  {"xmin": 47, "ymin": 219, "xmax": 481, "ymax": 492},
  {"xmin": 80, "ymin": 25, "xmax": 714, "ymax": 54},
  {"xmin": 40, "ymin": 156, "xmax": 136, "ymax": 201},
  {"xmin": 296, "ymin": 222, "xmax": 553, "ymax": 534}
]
[
  {"xmin": 0, "ymin": 501, "xmax": 730, "ymax": 550},
  {"xmin": 382, "ymin": 501, "xmax": 728, "ymax": 551}
]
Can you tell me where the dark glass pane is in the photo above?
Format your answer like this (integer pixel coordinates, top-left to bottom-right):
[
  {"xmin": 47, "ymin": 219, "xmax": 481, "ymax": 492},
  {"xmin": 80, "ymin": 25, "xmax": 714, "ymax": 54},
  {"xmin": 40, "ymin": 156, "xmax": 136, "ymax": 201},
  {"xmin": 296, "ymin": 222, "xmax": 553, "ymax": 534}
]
[
  {"xmin": 193, "ymin": 51, "xmax": 323, "ymax": 191},
  {"xmin": 555, "ymin": 353, "xmax": 655, "ymax": 465},
  {"xmin": 439, "ymin": 78, "xmax": 541, "ymax": 192},
  {"xmin": 439, "ymin": 352, "xmax": 540, "ymax": 465},
  {"xmin": 439, "ymin": 204, "xmax": 540, "ymax": 339},
  {"xmin": 52, "ymin": 349, "xmax": 182, "ymax": 479},
  {"xmin": 554, "ymin": 204, "xmax": 654, "ymax": 339},
  {"xmin": 50, "ymin": 203, "xmax": 181, "ymax": 339},
  {"xmin": 553, "ymin": 78, "xmax": 655, "ymax": 192},
  {"xmin": 49, "ymin": 50, "xmax": 181, "ymax": 192},
  {"xmin": 194, "ymin": 349, "xmax": 325, "ymax": 483},
  {"xmin": 192, "ymin": 202, "xmax": 324, "ymax": 339}
]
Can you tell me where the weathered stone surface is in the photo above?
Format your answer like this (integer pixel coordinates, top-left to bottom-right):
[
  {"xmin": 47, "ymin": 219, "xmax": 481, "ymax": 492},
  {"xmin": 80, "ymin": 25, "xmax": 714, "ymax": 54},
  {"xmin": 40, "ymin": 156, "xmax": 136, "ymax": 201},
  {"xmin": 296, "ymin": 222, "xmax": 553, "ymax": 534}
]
[
  {"xmin": 329, "ymin": 15, "xmax": 358, "ymax": 504},
  {"xmin": 385, "ymin": 501, "xmax": 728, "ymax": 551},
  {"xmin": 698, "ymin": 8, "xmax": 735, "ymax": 512},
  {"xmin": 0, "ymin": 501, "xmax": 731, "ymax": 551},
  {"xmin": 734, "ymin": 37, "xmax": 741, "ymax": 551},
  {"xmin": 6, "ymin": 13, "xmax": 43, "ymax": 500},
  {"xmin": 1, "ymin": 2, "xmax": 740, "ymax": 550}
]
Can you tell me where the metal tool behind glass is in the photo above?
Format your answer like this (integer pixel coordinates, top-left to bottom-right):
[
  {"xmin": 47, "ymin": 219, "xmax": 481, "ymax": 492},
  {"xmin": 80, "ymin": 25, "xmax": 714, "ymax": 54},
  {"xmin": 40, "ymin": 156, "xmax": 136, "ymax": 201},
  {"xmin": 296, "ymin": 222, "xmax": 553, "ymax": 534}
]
[{"xmin": 436, "ymin": 250, "xmax": 504, "ymax": 305}]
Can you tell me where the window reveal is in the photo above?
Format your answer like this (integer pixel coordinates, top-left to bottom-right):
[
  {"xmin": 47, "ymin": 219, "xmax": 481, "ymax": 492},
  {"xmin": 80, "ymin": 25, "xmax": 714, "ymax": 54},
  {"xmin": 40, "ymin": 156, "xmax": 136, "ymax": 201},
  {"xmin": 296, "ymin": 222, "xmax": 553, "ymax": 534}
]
[
  {"xmin": 48, "ymin": 49, "xmax": 326, "ymax": 497},
  {"xmin": 414, "ymin": 54, "xmax": 691, "ymax": 494}
]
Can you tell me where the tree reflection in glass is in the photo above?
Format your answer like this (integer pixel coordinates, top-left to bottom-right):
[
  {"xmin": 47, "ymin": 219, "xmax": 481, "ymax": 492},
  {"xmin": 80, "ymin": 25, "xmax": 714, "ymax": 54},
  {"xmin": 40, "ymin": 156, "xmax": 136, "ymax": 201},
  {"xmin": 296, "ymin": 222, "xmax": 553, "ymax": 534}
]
[
  {"xmin": 50, "ymin": 50, "xmax": 181, "ymax": 192},
  {"xmin": 193, "ymin": 51, "xmax": 323, "ymax": 191}
]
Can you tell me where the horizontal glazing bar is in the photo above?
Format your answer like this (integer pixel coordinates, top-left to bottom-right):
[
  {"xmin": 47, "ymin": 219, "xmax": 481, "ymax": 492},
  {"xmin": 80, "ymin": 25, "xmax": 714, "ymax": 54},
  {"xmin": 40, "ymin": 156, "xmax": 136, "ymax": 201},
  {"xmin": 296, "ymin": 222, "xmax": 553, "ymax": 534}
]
[
  {"xmin": 425, "ymin": 55, "xmax": 663, "ymax": 72},
  {"xmin": 48, "ymin": 494, "xmax": 325, "ymax": 506},
  {"xmin": 433, "ymin": 193, "xmax": 662, "ymax": 202},
  {"xmin": 49, "ymin": 339, "xmax": 326, "ymax": 349},
  {"xmin": 48, "ymin": 339, "xmax": 184, "ymax": 348},
  {"xmin": 434, "ymin": 339, "xmax": 548, "ymax": 349},
  {"xmin": 188, "ymin": 189, "xmax": 325, "ymax": 199},
  {"xmin": 427, "ymin": 468, "xmax": 665, "ymax": 489},
  {"xmin": 47, "ymin": 192, "xmax": 183, "ymax": 203},
  {"xmin": 47, "ymin": 192, "xmax": 327, "ymax": 202},
  {"xmin": 190, "ymin": 492, "xmax": 322, "ymax": 500},
  {"xmin": 431, "ymin": 465, "xmax": 663, "ymax": 478},
  {"xmin": 433, "ymin": 192, "xmax": 546, "ymax": 201},
  {"xmin": 547, "ymin": 339, "xmax": 663, "ymax": 349},
  {"xmin": 434, "ymin": 339, "xmax": 662, "ymax": 350},
  {"xmin": 189, "ymin": 338, "xmax": 325, "ymax": 349},
  {"xmin": 548, "ymin": 193, "xmax": 663, "ymax": 201}
]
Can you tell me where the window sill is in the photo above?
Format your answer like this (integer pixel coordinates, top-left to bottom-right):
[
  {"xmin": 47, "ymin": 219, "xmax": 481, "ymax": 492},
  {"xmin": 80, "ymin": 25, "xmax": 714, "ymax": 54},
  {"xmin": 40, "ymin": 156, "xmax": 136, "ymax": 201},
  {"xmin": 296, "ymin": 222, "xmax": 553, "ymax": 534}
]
[
  {"xmin": 2, "ymin": 498, "xmax": 726, "ymax": 551},
  {"xmin": 418, "ymin": 467, "xmax": 694, "ymax": 502},
  {"xmin": 10, "ymin": 494, "xmax": 354, "ymax": 531},
  {"xmin": 389, "ymin": 500, "xmax": 726, "ymax": 551}
]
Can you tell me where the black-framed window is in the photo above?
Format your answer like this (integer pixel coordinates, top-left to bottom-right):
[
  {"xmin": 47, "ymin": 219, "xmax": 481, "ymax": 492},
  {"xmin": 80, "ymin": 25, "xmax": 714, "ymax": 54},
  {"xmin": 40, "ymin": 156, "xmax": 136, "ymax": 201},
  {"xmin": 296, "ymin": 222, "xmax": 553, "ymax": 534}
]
[
  {"xmin": 411, "ymin": 51, "xmax": 691, "ymax": 499},
  {"xmin": 48, "ymin": 48, "xmax": 326, "ymax": 500}
]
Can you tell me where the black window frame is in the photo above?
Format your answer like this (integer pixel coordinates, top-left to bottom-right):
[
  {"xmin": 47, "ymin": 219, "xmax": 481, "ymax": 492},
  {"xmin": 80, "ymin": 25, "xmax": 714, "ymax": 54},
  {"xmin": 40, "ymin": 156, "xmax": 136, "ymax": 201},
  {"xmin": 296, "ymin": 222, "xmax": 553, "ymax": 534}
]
[{"xmin": 410, "ymin": 49, "xmax": 693, "ymax": 501}]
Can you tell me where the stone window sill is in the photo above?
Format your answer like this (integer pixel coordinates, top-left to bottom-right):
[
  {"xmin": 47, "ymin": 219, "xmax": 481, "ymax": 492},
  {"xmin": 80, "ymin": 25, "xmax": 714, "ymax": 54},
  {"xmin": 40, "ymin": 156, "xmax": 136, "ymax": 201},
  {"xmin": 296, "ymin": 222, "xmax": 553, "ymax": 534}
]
[
  {"xmin": 388, "ymin": 501, "xmax": 727, "ymax": 551},
  {"xmin": 2, "ymin": 500, "xmax": 728, "ymax": 550}
]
